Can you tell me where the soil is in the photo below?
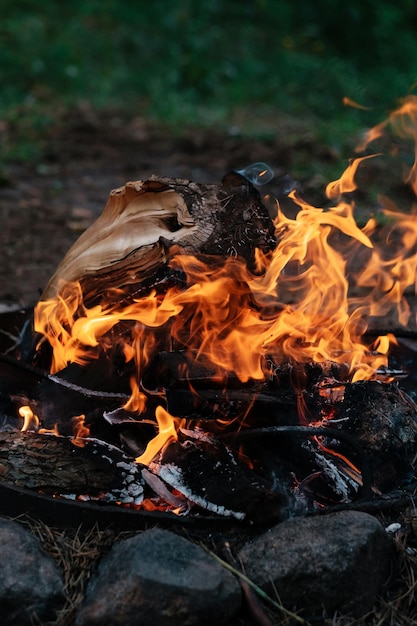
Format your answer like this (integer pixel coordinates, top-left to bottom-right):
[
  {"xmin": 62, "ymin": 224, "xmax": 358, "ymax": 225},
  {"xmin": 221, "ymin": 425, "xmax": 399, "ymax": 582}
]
[{"xmin": 0, "ymin": 107, "xmax": 336, "ymax": 307}]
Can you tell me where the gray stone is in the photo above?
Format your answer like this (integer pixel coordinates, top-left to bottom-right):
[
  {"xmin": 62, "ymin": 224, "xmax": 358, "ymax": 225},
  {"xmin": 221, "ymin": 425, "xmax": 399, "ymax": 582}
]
[
  {"xmin": 0, "ymin": 517, "xmax": 65, "ymax": 625},
  {"xmin": 76, "ymin": 528, "xmax": 241, "ymax": 626},
  {"xmin": 238, "ymin": 510, "xmax": 393, "ymax": 619}
]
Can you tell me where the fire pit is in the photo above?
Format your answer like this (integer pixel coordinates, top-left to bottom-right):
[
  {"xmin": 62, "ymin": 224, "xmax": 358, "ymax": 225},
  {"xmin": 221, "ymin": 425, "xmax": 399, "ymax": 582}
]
[
  {"xmin": 0, "ymin": 100, "xmax": 417, "ymax": 525},
  {"xmin": 1, "ymin": 99, "xmax": 417, "ymax": 532},
  {"xmin": 3, "ymin": 98, "xmax": 417, "ymax": 625}
]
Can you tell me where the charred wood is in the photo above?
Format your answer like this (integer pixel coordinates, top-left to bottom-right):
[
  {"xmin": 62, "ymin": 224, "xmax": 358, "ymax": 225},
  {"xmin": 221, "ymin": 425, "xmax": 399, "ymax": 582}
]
[
  {"xmin": 0, "ymin": 431, "xmax": 139, "ymax": 496},
  {"xmin": 40, "ymin": 175, "xmax": 276, "ymax": 306},
  {"xmin": 148, "ymin": 351, "xmax": 354, "ymax": 426},
  {"xmin": 220, "ymin": 425, "xmax": 373, "ymax": 500},
  {"xmin": 336, "ymin": 380, "xmax": 417, "ymax": 491},
  {"xmin": 147, "ymin": 430, "xmax": 289, "ymax": 524}
]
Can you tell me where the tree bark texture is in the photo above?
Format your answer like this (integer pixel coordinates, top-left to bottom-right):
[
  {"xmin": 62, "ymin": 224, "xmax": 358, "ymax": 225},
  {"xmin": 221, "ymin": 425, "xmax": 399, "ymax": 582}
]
[{"xmin": 0, "ymin": 432, "xmax": 128, "ymax": 494}]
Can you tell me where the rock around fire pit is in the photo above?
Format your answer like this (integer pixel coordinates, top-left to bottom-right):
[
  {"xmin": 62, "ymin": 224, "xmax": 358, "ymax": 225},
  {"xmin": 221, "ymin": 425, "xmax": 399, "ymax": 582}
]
[{"xmin": 0, "ymin": 512, "xmax": 396, "ymax": 624}]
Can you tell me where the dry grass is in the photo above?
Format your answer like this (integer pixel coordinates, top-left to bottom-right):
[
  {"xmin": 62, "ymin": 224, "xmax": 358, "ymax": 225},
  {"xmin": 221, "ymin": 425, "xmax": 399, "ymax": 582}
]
[
  {"xmin": 370, "ymin": 537, "xmax": 417, "ymax": 626},
  {"xmin": 23, "ymin": 518, "xmax": 126, "ymax": 626}
]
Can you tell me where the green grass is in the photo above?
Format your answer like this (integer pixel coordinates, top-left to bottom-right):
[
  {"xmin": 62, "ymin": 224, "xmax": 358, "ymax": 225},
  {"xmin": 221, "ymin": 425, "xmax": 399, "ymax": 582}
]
[{"xmin": 1, "ymin": 0, "xmax": 417, "ymax": 164}]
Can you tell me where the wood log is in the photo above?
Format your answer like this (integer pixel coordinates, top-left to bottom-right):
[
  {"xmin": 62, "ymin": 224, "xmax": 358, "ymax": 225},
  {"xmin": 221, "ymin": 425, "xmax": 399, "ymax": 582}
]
[
  {"xmin": 40, "ymin": 174, "xmax": 276, "ymax": 305},
  {"xmin": 0, "ymin": 431, "xmax": 140, "ymax": 495},
  {"xmin": 0, "ymin": 429, "xmax": 287, "ymax": 523},
  {"xmin": 337, "ymin": 380, "xmax": 417, "ymax": 490}
]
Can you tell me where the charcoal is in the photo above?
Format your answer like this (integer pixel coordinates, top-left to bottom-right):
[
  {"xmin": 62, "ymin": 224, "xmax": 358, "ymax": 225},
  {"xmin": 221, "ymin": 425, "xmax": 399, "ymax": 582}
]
[
  {"xmin": 147, "ymin": 430, "xmax": 289, "ymax": 523},
  {"xmin": 336, "ymin": 380, "xmax": 417, "ymax": 490}
]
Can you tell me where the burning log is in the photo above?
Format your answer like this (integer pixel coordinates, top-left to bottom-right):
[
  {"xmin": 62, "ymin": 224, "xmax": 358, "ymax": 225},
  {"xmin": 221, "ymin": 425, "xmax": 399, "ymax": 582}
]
[
  {"xmin": 148, "ymin": 350, "xmax": 299, "ymax": 425},
  {"xmin": 40, "ymin": 173, "xmax": 276, "ymax": 305}
]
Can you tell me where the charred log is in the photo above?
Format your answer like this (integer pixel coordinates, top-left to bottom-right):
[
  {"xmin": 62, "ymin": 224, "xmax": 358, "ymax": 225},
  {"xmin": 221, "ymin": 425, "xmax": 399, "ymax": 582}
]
[
  {"xmin": 336, "ymin": 380, "xmax": 417, "ymax": 490},
  {"xmin": 147, "ymin": 350, "xmax": 354, "ymax": 426},
  {"xmin": 147, "ymin": 429, "xmax": 289, "ymax": 524},
  {"xmin": 0, "ymin": 431, "xmax": 141, "ymax": 497},
  {"xmin": 221, "ymin": 425, "xmax": 373, "ymax": 500},
  {"xmin": 40, "ymin": 175, "xmax": 276, "ymax": 306}
]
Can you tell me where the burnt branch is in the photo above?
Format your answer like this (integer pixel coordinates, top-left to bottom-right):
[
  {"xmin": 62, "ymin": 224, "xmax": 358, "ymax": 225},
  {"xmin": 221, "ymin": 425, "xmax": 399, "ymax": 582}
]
[{"xmin": 221, "ymin": 426, "xmax": 374, "ymax": 500}]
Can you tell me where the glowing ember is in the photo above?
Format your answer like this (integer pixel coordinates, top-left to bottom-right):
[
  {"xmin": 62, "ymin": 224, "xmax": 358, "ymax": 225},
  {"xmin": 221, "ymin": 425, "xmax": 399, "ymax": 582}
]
[{"xmin": 32, "ymin": 96, "xmax": 417, "ymax": 465}]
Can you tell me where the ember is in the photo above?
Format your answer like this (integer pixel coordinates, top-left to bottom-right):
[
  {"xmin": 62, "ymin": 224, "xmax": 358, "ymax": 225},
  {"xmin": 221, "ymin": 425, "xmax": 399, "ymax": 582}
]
[{"xmin": 2, "ymin": 97, "xmax": 417, "ymax": 524}]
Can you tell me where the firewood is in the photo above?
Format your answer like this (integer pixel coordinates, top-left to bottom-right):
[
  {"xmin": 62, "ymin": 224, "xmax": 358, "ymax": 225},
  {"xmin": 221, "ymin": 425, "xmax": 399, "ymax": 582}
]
[
  {"xmin": 40, "ymin": 174, "xmax": 276, "ymax": 305},
  {"xmin": 0, "ymin": 431, "xmax": 141, "ymax": 496},
  {"xmin": 337, "ymin": 380, "xmax": 417, "ymax": 490}
]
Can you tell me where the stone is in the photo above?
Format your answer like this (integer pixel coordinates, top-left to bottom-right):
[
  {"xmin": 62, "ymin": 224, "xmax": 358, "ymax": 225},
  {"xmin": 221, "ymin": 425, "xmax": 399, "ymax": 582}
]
[
  {"xmin": 238, "ymin": 510, "xmax": 393, "ymax": 620},
  {"xmin": 76, "ymin": 527, "xmax": 241, "ymax": 626},
  {"xmin": 0, "ymin": 517, "xmax": 65, "ymax": 625}
]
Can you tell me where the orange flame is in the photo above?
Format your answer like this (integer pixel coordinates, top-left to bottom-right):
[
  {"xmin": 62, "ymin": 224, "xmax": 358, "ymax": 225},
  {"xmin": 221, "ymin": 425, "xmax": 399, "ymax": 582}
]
[
  {"xmin": 38, "ymin": 424, "xmax": 60, "ymax": 437},
  {"xmin": 135, "ymin": 406, "xmax": 182, "ymax": 465},
  {"xmin": 71, "ymin": 414, "xmax": 90, "ymax": 447},
  {"xmin": 32, "ymin": 96, "xmax": 417, "ymax": 463},
  {"xmin": 19, "ymin": 405, "xmax": 39, "ymax": 432},
  {"xmin": 342, "ymin": 96, "xmax": 371, "ymax": 111}
]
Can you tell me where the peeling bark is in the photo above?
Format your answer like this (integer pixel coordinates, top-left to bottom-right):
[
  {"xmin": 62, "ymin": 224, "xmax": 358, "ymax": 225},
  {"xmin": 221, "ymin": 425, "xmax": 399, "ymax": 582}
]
[{"xmin": 41, "ymin": 175, "xmax": 276, "ymax": 305}]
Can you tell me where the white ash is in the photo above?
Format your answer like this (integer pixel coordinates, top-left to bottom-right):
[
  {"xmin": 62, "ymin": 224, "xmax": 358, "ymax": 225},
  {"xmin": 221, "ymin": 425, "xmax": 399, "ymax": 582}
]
[
  {"xmin": 116, "ymin": 461, "xmax": 138, "ymax": 472},
  {"xmin": 316, "ymin": 453, "xmax": 358, "ymax": 500},
  {"xmin": 301, "ymin": 439, "xmax": 359, "ymax": 501},
  {"xmin": 61, "ymin": 493, "xmax": 77, "ymax": 501},
  {"xmin": 385, "ymin": 522, "xmax": 402, "ymax": 534},
  {"xmin": 179, "ymin": 427, "xmax": 217, "ymax": 444},
  {"xmin": 109, "ymin": 465, "xmax": 144, "ymax": 505},
  {"xmin": 141, "ymin": 468, "xmax": 186, "ymax": 509}
]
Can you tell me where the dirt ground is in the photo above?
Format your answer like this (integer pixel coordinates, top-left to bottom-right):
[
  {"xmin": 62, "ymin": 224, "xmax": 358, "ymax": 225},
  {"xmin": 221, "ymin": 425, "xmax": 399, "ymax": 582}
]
[{"xmin": 0, "ymin": 107, "xmax": 338, "ymax": 307}]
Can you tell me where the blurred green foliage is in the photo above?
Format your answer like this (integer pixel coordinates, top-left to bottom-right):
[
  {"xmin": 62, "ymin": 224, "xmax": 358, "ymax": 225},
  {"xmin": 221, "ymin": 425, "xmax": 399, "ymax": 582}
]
[{"xmin": 1, "ymin": 0, "xmax": 417, "ymax": 155}]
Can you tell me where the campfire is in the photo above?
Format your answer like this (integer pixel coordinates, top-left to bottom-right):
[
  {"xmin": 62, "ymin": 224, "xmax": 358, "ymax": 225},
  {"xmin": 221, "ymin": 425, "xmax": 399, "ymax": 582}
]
[{"xmin": 2, "ymin": 98, "xmax": 417, "ymax": 527}]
